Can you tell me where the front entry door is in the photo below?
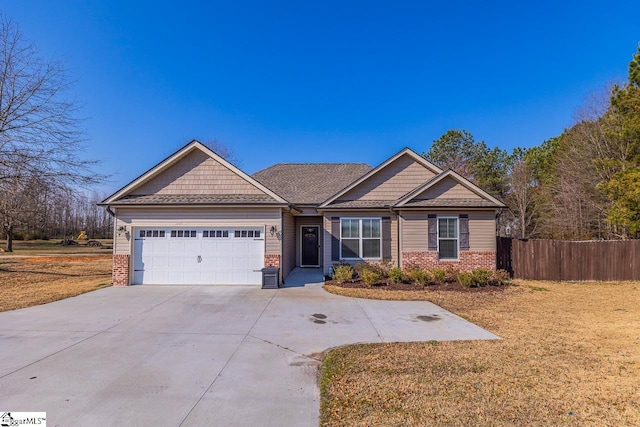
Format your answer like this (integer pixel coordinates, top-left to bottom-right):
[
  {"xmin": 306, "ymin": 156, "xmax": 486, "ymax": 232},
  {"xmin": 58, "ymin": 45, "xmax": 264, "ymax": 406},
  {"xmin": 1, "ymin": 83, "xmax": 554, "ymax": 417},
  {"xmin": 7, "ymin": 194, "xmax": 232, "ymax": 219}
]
[{"xmin": 301, "ymin": 226, "xmax": 319, "ymax": 266}]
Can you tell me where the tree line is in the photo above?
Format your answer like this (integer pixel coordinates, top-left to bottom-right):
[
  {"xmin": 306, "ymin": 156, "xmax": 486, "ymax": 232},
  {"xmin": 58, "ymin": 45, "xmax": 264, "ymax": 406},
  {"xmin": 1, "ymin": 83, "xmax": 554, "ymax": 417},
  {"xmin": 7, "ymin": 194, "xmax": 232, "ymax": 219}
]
[{"xmin": 423, "ymin": 45, "xmax": 640, "ymax": 240}]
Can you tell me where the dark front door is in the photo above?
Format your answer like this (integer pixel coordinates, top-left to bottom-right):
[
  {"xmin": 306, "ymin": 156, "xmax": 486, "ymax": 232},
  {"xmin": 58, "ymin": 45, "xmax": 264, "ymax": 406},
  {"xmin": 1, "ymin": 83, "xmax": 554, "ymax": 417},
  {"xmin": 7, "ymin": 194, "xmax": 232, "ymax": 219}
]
[{"xmin": 301, "ymin": 226, "xmax": 319, "ymax": 266}]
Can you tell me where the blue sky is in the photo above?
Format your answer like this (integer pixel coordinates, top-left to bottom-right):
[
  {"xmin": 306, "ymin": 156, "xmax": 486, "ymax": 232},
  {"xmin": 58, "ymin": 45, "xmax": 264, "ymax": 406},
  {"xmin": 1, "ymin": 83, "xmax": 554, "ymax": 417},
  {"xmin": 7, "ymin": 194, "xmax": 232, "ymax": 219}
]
[{"xmin": 3, "ymin": 1, "xmax": 639, "ymax": 194}]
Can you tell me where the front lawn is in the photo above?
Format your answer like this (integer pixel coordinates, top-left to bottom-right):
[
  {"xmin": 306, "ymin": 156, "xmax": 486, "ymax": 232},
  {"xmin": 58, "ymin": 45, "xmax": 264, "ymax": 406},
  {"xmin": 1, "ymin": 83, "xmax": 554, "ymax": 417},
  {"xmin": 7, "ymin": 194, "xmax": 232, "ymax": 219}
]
[
  {"xmin": 321, "ymin": 280, "xmax": 640, "ymax": 426},
  {"xmin": 0, "ymin": 240, "xmax": 113, "ymax": 311}
]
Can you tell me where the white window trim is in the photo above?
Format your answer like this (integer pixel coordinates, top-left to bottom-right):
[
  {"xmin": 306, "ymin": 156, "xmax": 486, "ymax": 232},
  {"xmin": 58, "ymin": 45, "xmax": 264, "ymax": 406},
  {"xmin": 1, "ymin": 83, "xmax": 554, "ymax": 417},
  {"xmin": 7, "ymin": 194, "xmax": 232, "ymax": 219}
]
[
  {"xmin": 339, "ymin": 217, "xmax": 382, "ymax": 260},
  {"xmin": 437, "ymin": 216, "xmax": 459, "ymax": 261}
]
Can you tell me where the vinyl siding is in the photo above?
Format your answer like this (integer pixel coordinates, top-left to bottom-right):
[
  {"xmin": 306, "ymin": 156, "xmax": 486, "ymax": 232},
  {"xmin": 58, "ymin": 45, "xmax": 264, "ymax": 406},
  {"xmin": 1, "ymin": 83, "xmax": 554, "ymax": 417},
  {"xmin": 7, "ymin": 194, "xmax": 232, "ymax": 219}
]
[
  {"xmin": 415, "ymin": 177, "xmax": 481, "ymax": 199},
  {"xmin": 340, "ymin": 154, "xmax": 436, "ymax": 201},
  {"xmin": 113, "ymin": 207, "xmax": 281, "ymax": 256},
  {"xmin": 400, "ymin": 210, "xmax": 496, "ymax": 252},
  {"xmin": 295, "ymin": 216, "xmax": 323, "ymax": 266},
  {"xmin": 282, "ymin": 211, "xmax": 296, "ymax": 278},
  {"xmin": 322, "ymin": 211, "xmax": 398, "ymax": 275},
  {"xmin": 131, "ymin": 149, "xmax": 266, "ymax": 196}
]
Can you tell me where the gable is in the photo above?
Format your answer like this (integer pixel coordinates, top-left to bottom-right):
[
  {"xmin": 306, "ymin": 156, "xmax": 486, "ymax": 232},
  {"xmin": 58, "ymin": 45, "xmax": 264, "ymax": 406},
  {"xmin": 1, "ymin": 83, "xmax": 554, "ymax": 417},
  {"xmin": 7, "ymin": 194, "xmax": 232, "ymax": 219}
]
[
  {"xmin": 413, "ymin": 176, "xmax": 480, "ymax": 200},
  {"xmin": 394, "ymin": 169, "xmax": 506, "ymax": 208},
  {"xmin": 337, "ymin": 153, "xmax": 438, "ymax": 202},
  {"xmin": 131, "ymin": 149, "xmax": 265, "ymax": 196},
  {"xmin": 101, "ymin": 140, "xmax": 288, "ymax": 205}
]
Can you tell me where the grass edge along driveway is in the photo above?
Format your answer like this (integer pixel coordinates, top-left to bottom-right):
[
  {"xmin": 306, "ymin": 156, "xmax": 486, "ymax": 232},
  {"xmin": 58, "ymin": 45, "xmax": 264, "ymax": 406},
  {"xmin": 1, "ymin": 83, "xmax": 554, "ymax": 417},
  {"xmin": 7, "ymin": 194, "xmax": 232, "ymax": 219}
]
[{"xmin": 320, "ymin": 281, "xmax": 640, "ymax": 426}]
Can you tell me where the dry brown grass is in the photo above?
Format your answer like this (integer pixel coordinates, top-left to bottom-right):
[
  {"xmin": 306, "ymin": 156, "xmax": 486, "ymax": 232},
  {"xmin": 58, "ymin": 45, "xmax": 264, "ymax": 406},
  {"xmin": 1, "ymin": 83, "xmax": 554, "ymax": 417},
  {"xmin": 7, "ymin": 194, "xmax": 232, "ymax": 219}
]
[
  {"xmin": 0, "ymin": 241, "xmax": 113, "ymax": 311},
  {"xmin": 321, "ymin": 281, "xmax": 640, "ymax": 426}
]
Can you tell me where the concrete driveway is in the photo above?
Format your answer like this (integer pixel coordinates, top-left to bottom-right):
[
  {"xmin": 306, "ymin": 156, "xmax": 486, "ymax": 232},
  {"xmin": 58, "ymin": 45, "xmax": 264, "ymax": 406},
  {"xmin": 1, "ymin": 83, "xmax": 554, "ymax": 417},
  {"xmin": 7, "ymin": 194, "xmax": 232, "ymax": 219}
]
[{"xmin": 0, "ymin": 268, "xmax": 497, "ymax": 426}]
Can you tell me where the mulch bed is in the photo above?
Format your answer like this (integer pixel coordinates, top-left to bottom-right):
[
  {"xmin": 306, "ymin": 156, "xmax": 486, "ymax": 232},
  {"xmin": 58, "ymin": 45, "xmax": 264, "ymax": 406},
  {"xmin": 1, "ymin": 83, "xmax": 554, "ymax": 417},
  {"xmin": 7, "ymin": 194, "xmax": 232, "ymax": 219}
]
[{"xmin": 325, "ymin": 279, "xmax": 508, "ymax": 293}]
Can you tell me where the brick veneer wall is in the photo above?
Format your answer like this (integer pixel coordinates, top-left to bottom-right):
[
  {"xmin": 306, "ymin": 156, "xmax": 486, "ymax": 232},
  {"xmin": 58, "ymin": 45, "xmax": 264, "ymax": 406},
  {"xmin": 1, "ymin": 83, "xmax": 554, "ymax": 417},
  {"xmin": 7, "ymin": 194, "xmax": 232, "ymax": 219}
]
[
  {"xmin": 112, "ymin": 254, "xmax": 130, "ymax": 286},
  {"xmin": 264, "ymin": 254, "xmax": 280, "ymax": 268},
  {"xmin": 402, "ymin": 251, "xmax": 496, "ymax": 271}
]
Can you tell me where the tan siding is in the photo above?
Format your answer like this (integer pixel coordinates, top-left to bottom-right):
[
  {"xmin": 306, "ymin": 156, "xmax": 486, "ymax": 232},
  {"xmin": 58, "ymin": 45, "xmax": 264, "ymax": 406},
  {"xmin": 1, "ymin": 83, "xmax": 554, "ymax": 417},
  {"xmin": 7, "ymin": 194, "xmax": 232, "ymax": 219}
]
[
  {"xmin": 322, "ymin": 211, "xmax": 398, "ymax": 275},
  {"xmin": 400, "ymin": 210, "xmax": 496, "ymax": 252},
  {"xmin": 282, "ymin": 211, "xmax": 296, "ymax": 278},
  {"xmin": 468, "ymin": 211, "xmax": 496, "ymax": 251},
  {"xmin": 113, "ymin": 207, "xmax": 281, "ymax": 255},
  {"xmin": 416, "ymin": 178, "xmax": 480, "ymax": 199},
  {"xmin": 131, "ymin": 149, "xmax": 265, "ymax": 196},
  {"xmin": 340, "ymin": 154, "xmax": 436, "ymax": 201},
  {"xmin": 400, "ymin": 211, "xmax": 429, "ymax": 252},
  {"xmin": 295, "ymin": 216, "xmax": 323, "ymax": 266}
]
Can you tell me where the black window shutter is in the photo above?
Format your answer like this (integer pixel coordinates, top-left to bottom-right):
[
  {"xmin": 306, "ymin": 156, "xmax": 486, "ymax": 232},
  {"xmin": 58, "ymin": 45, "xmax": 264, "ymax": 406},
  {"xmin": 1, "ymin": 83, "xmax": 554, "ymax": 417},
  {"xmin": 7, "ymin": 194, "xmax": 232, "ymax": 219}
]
[
  {"xmin": 331, "ymin": 217, "xmax": 340, "ymax": 261},
  {"xmin": 459, "ymin": 214, "xmax": 470, "ymax": 250},
  {"xmin": 382, "ymin": 217, "xmax": 391, "ymax": 260},
  {"xmin": 428, "ymin": 214, "xmax": 437, "ymax": 251}
]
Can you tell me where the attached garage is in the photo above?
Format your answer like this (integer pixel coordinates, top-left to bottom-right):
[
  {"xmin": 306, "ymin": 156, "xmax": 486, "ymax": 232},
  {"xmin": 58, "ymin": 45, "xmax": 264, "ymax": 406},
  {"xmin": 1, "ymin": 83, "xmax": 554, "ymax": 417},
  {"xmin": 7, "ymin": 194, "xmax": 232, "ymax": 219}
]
[
  {"xmin": 132, "ymin": 227, "xmax": 265, "ymax": 285},
  {"xmin": 101, "ymin": 141, "xmax": 290, "ymax": 287}
]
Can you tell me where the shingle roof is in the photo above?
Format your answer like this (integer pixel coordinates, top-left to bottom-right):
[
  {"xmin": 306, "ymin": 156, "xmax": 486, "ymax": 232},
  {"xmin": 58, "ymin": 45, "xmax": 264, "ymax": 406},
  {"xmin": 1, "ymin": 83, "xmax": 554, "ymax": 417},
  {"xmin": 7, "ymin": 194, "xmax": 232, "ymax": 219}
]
[
  {"xmin": 399, "ymin": 198, "xmax": 502, "ymax": 208},
  {"xmin": 252, "ymin": 163, "xmax": 373, "ymax": 204},
  {"xmin": 109, "ymin": 194, "xmax": 284, "ymax": 205},
  {"xmin": 322, "ymin": 200, "xmax": 396, "ymax": 209}
]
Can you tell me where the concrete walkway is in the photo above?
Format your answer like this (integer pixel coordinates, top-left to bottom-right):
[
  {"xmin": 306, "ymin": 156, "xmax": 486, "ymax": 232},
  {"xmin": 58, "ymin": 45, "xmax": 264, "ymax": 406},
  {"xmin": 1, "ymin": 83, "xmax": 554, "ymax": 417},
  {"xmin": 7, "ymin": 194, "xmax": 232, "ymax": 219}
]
[{"xmin": 0, "ymin": 268, "xmax": 497, "ymax": 426}]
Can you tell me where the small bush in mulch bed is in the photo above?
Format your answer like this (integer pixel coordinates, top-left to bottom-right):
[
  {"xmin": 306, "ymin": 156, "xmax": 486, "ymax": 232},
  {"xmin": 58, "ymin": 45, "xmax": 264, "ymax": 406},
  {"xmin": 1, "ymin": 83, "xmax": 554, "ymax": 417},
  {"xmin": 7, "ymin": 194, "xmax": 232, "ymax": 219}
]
[{"xmin": 327, "ymin": 262, "xmax": 511, "ymax": 292}]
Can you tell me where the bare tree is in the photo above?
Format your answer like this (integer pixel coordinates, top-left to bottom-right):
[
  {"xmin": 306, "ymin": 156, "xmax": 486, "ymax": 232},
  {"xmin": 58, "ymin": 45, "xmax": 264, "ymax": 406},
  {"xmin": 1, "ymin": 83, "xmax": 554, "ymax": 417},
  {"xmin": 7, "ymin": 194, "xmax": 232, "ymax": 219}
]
[
  {"xmin": 0, "ymin": 16, "xmax": 105, "ymax": 250},
  {"xmin": 0, "ymin": 173, "xmax": 47, "ymax": 251},
  {"xmin": 0, "ymin": 17, "xmax": 102, "ymax": 185}
]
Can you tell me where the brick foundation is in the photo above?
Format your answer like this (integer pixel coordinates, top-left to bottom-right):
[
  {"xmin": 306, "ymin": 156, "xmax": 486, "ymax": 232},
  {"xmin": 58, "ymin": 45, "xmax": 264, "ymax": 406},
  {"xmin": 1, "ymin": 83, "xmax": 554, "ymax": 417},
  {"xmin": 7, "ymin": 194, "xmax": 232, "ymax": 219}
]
[
  {"xmin": 264, "ymin": 254, "xmax": 280, "ymax": 268},
  {"xmin": 402, "ymin": 251, "xmax": 496, "ymax": 271},
  {"xmin": 112, "ymin": 254, "xmax": 130, "ymax": 286}
]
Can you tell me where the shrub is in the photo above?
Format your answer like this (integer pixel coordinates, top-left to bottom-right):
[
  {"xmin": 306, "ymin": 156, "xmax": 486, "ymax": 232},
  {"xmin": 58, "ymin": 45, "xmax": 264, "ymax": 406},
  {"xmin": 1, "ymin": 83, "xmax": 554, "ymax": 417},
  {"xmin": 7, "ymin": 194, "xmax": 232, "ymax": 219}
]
[
  {"xmin": 388, "ymin": 267, "xmax": 404, "ymax": 283},
  {"xmin": 490, "ymin": 269, "xmax": 511, "ymax": 286},
  {"xmin": 457, "ymin": 271, "xmax": 474, "ymax": 287},
  {"xmin": 360, "ymin": 268, "xmax": 381, "ymax": 287},
  {"xmin": 429, "ymin": 268, "xmax": 446, "ymax": 284},
  {"xmin": 444, "ymin": 265, "xmax": 458, "ymax": 283},
  {"xmin": 355, "ymin": 261, "xmax": 388, "ymax": 278},
  {"xmin": 409, "ymin": 268, "xmax": 432, "ymax": 286},
  {"xmin": 376, "ymin": 260, "xmax": 394, "ymax": 278},
  {"xmin": 470, "ymin": 268, "xmax": 492, "ymax": 287},
  {"xmin": 332, "ymin": 265, "xmax": 354, "ymax": 284}
]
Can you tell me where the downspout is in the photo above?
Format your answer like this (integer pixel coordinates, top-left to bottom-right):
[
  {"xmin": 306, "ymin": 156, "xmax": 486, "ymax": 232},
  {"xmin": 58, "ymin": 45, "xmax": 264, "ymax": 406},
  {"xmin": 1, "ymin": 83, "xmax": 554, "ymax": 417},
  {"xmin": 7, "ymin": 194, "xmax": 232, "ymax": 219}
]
[
  {"xmin": 495, "ymin": 208, "xmax": 503, "ymax": 237},
  {"xmin": 104, "ymin": 205, "xmax": 117, "ymax": 254},
  {"xmin": 390, "ymin": 207, "xmax": 401, "ymax": 268}
]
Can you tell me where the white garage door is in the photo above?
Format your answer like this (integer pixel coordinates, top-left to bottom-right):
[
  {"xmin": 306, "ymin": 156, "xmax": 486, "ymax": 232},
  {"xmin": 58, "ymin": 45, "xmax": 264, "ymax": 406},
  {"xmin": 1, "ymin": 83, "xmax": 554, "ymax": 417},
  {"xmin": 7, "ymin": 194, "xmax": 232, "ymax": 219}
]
[{"xmin": 132, "ymin": 227, "xmax": 265, "ymax": 285}]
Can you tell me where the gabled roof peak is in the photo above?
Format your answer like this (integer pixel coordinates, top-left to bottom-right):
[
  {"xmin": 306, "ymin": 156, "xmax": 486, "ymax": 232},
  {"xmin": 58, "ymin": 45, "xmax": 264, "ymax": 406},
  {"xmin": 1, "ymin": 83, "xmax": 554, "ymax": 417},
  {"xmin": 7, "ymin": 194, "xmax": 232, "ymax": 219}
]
[
  {"xmin": 318, "ymin": 147, "xmax": 442, "ymax": 208},
  {"xmin": 101, "ymin": 140, "xmax": 288, "ymax": 205}
]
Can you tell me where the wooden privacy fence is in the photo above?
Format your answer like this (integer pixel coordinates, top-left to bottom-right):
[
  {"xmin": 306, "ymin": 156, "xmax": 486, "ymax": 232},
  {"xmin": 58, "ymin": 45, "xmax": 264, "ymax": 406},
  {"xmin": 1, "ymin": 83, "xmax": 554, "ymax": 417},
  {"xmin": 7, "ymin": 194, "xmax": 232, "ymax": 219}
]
[{"xmin": 496, "ymin": 238, "xmax": 640, "ymax": 281}]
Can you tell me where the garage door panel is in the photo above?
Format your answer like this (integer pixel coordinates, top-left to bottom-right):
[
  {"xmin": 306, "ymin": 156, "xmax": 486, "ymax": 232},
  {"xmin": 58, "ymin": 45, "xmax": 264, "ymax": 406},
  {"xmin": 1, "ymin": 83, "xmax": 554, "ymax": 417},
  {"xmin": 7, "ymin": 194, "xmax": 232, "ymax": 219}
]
[{"xmin": 133, "ymin": 227, "xmax": 265, "ymax": 285}]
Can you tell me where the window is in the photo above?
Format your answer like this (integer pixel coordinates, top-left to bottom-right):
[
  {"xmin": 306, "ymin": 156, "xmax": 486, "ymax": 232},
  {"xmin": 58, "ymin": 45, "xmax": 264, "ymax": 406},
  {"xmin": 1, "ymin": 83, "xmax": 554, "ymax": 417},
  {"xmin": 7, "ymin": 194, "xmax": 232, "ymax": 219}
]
[
  {"xmin": 203, "ymin": 230, "xmax": 229, "ymax": 238},
  {"xmin": 139, "ymin": 230, "xmax": 165, "ymax": 238},
  {"xmin": 438, "ymin": 217, "xmax": 458, "ymax": 260},
  {"xmin": 340, "ymin": 218, "xmax": 381, "ymax": 259},
  {"xmin": 170, "ymin": 230, "xmax": 196, "ymax": 238},
  {"xmin": 233, "ymin": 229, "xmax": 261, "ymax": 238}
]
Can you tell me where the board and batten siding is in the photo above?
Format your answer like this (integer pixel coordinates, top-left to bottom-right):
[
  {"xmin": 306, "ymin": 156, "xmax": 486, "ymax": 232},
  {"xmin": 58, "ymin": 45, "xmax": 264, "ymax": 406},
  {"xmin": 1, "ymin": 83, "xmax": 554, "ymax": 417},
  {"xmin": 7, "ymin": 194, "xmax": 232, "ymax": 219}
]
[
  {"xmin": 113, "ymin": 207, "xmax": 281, "ymax": 256},
  {"xmin": 322, "ymin": 211, "xmax": 398, "ymax": 275},
  {"xmin": 295, "ymin": 216, "xmax": 323, "ymax": 266},
  {"xmin": 131, "ymin": 149, "xmax": 266, "ymax": 196},
  {"xmin": 281, "ymin": 211, "xmax": 296, "ymax": 278},
  {"xmin": 415, "ymin": 177, "xmax": 480, "ymax": 200},
  {"xmin": 400, "ymin": 210, "xmax": 496, "ymax": 252},
  {"xmin": 340, "ymin": 155, "xmax": 436, "ymax": 201}
]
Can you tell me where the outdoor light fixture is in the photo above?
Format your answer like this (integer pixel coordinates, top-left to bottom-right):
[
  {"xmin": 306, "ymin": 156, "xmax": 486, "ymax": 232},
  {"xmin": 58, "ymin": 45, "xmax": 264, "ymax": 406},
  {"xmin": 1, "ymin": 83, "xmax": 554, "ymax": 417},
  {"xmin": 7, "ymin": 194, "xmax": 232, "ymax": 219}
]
[
  {"xmin": 117, "ymin": 225, "xmax": 128, "ymax": 236},
  {"xmin": 270, "ymin": 226, "xmax": 277, "ymax": 236}
]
